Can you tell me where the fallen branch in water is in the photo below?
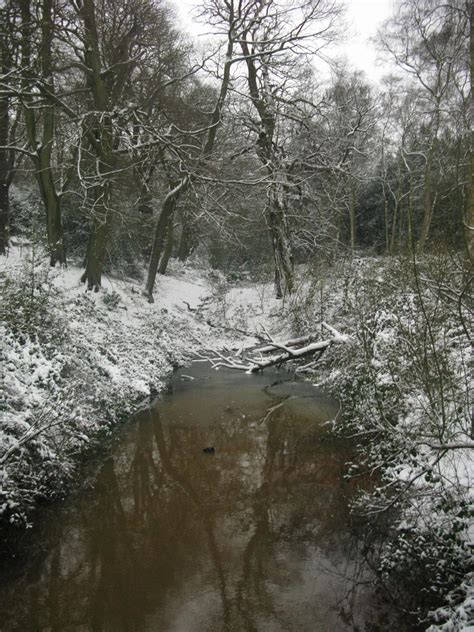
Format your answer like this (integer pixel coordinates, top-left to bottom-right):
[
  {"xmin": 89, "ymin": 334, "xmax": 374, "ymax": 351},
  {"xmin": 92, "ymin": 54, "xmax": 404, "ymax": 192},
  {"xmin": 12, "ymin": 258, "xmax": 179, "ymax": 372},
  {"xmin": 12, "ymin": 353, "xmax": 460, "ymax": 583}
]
[{"xmin": 200, "ymin": 323, "xmax": 349, "ymax": 373}]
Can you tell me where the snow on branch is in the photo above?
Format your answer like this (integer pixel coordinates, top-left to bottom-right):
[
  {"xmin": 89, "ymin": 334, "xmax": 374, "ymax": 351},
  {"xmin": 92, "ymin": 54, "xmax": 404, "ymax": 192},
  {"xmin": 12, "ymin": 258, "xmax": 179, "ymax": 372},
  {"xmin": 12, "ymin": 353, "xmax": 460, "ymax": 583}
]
[{"xmin": 199, "ymin": 324, "xmax": 349, "ymax": 374}]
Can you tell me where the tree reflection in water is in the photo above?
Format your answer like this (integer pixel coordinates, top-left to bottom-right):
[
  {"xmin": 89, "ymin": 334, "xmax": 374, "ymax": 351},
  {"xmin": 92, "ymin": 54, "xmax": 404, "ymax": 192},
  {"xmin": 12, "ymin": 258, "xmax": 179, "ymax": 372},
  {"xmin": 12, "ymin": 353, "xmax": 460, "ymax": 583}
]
[{"xmin": 0, "ymin": 366, "xmax": 396, "ymax": 631}]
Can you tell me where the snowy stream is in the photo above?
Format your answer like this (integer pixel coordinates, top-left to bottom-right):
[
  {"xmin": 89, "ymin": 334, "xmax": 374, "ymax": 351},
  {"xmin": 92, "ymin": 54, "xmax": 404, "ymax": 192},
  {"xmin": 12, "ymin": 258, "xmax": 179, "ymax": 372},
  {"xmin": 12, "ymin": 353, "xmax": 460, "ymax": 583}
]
[{"xmin": 0, "ymin": 364, "xmax": 403, "ymax": 631}]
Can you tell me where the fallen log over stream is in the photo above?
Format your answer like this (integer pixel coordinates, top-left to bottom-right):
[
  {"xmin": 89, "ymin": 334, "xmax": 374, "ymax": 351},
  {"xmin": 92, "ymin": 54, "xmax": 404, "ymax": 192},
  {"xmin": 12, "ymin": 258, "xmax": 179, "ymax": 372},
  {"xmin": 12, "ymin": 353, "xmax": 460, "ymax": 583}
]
[{"xmin": 201, "ymin": 322, "xmax": 349, "ymax": 373}]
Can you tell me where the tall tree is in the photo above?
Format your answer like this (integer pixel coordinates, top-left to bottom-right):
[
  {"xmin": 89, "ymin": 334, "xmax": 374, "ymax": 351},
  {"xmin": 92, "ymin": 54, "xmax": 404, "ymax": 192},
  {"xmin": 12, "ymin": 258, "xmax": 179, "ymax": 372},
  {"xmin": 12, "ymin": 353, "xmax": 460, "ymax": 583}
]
[
  {"xmin": 74, "ymin": 0, "xmax": 117, "ymax": 289},
  {"xmin": 379, "ymin": 0, "xmax": 469, "ymax": 252},
  {"xmin": 17, "ymin": 0, "xmax": 66, "ymax": 265},
  {"xmin": 468, "ymin": 0, "xmax": 474, "ymax": 261},
  {"xmin": 204, "ymin": 0, "xmax": 342, "ymax": 297},
  {"xmin": 74, "ymin": 0, "xmax": 188, "ymax": 290},
  {"xmin": 0, "ymin": 1, "xmax": 13, "ymax": 255},
  {"xmin": 143, "ymin": 8, "xmax": 238, "ymax": 301}
]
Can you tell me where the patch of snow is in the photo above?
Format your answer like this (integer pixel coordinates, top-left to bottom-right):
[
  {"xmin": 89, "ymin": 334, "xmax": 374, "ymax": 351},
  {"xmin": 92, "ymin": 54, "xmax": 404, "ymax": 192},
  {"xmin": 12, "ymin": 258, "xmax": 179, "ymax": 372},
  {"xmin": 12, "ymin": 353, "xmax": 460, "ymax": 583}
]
[{"xmin": 0, "ymin": 249, "xmax": 222, "ymax": 526}]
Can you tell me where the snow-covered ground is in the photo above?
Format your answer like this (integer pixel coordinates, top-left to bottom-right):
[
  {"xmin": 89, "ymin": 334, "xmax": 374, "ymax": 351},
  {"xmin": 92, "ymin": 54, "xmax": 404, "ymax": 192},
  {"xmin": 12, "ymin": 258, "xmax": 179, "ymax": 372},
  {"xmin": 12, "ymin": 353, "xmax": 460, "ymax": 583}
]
[{"xmin": 1, "ymin": 249, "xmax": 226, "ymax": 527}]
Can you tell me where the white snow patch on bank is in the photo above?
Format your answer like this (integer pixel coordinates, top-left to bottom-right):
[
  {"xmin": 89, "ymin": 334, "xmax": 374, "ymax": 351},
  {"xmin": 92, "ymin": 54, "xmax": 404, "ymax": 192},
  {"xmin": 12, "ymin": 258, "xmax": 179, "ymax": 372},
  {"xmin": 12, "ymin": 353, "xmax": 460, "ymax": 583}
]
[{"xmin": 0, "ymin": 248, "xmax": 222, "ymax": 525}]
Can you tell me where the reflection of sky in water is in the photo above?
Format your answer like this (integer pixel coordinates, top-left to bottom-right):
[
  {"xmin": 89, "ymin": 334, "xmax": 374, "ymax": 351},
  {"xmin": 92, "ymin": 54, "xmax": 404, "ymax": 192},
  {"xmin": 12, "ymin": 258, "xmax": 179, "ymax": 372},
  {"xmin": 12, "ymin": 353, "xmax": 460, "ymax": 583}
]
[{"xmin": 0, "ymin": 365, "xmax": 397, "ymax": 632}]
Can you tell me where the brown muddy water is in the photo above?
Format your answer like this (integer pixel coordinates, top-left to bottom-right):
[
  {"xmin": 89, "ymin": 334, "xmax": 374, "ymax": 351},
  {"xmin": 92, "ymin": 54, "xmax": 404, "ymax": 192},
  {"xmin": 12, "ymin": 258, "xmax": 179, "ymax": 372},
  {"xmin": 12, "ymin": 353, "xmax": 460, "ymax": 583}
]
[{"xmin": 0, "ymin": 364, "xmax": 399, "ymax": 631}]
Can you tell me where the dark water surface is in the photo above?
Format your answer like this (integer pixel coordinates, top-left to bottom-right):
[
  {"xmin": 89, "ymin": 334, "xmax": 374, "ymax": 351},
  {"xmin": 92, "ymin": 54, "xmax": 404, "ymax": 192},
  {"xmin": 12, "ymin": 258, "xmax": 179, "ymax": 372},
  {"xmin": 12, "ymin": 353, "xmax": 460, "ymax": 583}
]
[{"xmin": 0, "ymin": 364, "xmax": 395, "ymax": 631}]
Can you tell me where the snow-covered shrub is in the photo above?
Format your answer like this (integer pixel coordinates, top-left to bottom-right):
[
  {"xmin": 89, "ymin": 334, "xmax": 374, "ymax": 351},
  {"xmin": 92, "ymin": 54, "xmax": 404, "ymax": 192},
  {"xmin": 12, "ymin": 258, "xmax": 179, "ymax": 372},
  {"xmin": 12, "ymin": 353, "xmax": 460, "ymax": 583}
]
[
  {"xmin": 102, "ymin": 289, "xmax": 122, "ymax": 310},
  {"xmin": 207, "ymin": 269, "xmax": 230, "ymax": 322},
  {"xmin": 377, "ymin": 495, "xmax": 472, "ymax": 616},
  {"xmin": 289, "ymin": 254, "xmax": 473, "ymax": 628},
  {"xmin": 427, "ymin": 576, "xmax": 474, "ymax": 631},
  {"xmin": 0, "ymin": 324, "xmax": 79, "ymax": 524},
  {"xmin": 1, "ymin": 255, "xmax": 65, "ymax": 342},
  {"xmin": 284, "ymin": 273, "xmax": 321, "ymax": 335},
  {"xmin": 1, "ymin": 253, "xmax": 205, "ymax": 528}
]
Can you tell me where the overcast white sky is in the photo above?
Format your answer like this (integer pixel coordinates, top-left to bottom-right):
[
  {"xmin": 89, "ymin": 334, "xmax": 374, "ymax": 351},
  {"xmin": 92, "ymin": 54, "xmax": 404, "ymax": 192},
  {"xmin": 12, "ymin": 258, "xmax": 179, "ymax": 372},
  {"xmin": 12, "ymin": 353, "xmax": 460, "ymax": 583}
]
[
  {"xmin": 334, "ymin": 0, "xmax": 395, "ymax": 80},
  {"xmin": 171, "ymin": 0, "xmax": 396, "ymax": 83}
]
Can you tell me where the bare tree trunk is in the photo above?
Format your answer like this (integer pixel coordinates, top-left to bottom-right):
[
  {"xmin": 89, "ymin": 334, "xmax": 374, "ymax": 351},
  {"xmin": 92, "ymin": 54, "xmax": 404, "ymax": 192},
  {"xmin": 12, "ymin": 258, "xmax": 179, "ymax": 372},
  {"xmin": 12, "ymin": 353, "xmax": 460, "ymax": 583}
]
[
  {"xmin": 77, "ymin": 0, "xmax": 114, "ymax": 289},
  {"xmin": 267, "ymin": 183, "xmax": 294, "ymax": 298},
  {"xmin": 418, "ymin": 150, "xmax": 435, "ymax": 251},
  {"xmin": 19, "ymin": 0, "xmax": 66, "ymax": 265},
  {"xmin": 144, "ymin": 180, "xmax": 186, "ymax": 300},
  {"xmin": 380, "ymin": 137, "xmax": 390, "ymax": 255},
  {"xmin": 418, "ymin": 106, "xmax": 440, "ymax": 252},
  {"xmin": 349, "ymin": 180, "xmax": 357, "ymax": 254},
  {"xmin": 390, "ymin": 175, "xmax": 402, "ymax": 254},
  {"xmin": 383, "ymin": 190, "xmax": 389, "ymax": 254},
  {"xmin": 406, "ymin": 173, "xmax": 414, "ymax": 253},
  {"xmin": 265, "ymin": 181, "xmax": 294, "ymax": 298},
  {"xmin": 467, "ymin": 2, "xmax": 474, "ymax": 263},
  {"xmin": 144, "ymin": 25, "xmax": 235, "ymax": 301},
  {"xmin": 39, "ymin": 0, "xmax": 65, "ymax": 266},
  {"xmin": 36, "ymin": 160, "xmax": 65, "ymax": 266},
  {"xmin": 390, "ymin": 160, "xmax": 404, "ymax": 254},
  {"xmin": 80, "ymin": 185, "xmax": 112, "ymax": 290},
  {"xmin": 0, "ymin": 26, "xmax": 9, "ymax": 255},
  {"xmin": 80, "ymin": 131, "xmax": 114, "ymax": 290},
  {"xmin": 240, "ymin": 39, "xmax": 294, "ymax": 298},
  {"xmin": 178, "ymin": 212, "xmax": 193, "ymax": 261},
  {"xmin": 390, "ymin": 199, "xmax": 399, "ymax": 255},
  {"xmin": 158, "ymin": 210, "xmax": 174, "ymax": 275}
]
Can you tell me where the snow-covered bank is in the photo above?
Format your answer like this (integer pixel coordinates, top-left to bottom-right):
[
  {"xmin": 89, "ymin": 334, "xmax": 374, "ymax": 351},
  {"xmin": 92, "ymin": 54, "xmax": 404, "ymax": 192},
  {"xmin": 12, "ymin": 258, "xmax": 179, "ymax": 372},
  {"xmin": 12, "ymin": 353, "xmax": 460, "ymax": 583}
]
[
  {"xmin": 298, "ymin": 256, "xmax": 473, "ymax": 632},
  {"xmin": 0, "ymin": 249, "xmax": 217, "ymax": 528},
  {"xmin": 207, "ymin": 256, "xmax": 474, "ymax": 632}
]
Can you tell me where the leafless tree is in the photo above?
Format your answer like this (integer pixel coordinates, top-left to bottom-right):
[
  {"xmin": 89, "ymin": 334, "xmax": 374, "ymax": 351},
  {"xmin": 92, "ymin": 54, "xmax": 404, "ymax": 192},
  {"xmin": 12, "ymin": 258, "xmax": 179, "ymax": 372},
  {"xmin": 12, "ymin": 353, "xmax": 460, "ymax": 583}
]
[
  {"xmin": 15, "ymin": 0, "xmax": 67, "ymax": 264},
  {"xmin": 379, "ymin": 0, "xmax": 470, "ymax": 253},
  {"xmin": 201, "ymin": 0, "xmax": 343, "ymax": 297},
  {"xmin": 72, "ymin": 0, "xmax": 191, "ymax": 290}
]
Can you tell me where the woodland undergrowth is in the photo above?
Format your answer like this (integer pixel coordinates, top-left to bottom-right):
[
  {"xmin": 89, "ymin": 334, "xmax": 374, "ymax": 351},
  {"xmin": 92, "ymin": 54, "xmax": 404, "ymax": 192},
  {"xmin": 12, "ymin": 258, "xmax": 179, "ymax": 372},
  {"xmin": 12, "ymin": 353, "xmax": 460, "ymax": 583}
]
[{"xmin": 281, "ymin": 254, "xmax": 473, "ymax": 631}]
